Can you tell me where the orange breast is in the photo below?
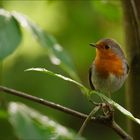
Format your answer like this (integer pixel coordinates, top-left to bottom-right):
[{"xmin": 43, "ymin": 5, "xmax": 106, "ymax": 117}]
[{"xmin": 94, "ymin": 50, "xmax": 124, "ymax": 78}]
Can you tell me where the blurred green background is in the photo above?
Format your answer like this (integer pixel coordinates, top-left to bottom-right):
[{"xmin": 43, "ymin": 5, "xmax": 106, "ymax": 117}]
[{"xmin": 0, "ymin": 0, "xmax": 127, "ymax": 140}]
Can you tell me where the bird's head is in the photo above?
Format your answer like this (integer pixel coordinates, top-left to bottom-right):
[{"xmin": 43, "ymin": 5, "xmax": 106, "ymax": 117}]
[{"xmin": 90, "ymin": 38, "xmax": 124, "ymax": 59}]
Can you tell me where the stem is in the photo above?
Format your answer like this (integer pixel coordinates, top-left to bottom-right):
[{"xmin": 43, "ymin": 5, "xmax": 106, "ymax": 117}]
[
  {"xmin": 0, "ymin": 86, "xmax": 86, "ymax": 119},
  {"xmin": 0, "ymin": 86, "xmax": 132, "ymax": 139},
  {"xmin": 111, "ymin": 121, "xmax": 133, "ymax": 140},
  {"xmin": 78, "ymin": 105, "xmax": 100, "ymax": 135}
]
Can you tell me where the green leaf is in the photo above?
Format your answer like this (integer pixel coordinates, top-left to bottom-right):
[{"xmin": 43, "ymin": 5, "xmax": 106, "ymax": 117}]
[
  {"xmin": 8, "ymin": 102, "xmax": 85, "ymax": 140},
  {"xmin": 91, "ymin": 91, "xmax": 140, "ymax": 125},
  {"xmin": 12, "ymin": 12, "xmax": 80, "ymax": 82},
  {"xmin": 26, "ymin": 67, "xmax": 140, "ymax": 126},
  {"xmin": 0, "ymin": 9, "xmax": 21, "ymax": 60},
  {"xmin": 25, "ymin": 67, "xmax": 88, "ymax": 94}
]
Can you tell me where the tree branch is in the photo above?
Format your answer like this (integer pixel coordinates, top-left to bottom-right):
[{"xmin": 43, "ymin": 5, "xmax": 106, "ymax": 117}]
[{"xmin": 0, "ymin": 86, "xmax": 132, "ymax": 140}]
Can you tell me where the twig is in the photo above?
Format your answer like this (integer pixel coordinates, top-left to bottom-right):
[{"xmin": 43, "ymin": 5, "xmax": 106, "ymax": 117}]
[
  {"xmin": 0, "ymin": 86, "xmax": 87, "ymax": 119},
  {"xmin": 0, "ymin": 86, "xmax": 133, "ymax": 140},
  {"xmin": 111, "ymin": 121, "xmax": 133, "ymax": 140},
  {"xmin": 78, "ymin": 105, "xmax": 100, "ymax": 135}
]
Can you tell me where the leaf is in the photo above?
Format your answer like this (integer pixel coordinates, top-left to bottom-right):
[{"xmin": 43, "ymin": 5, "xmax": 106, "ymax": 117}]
[
  {"xmin": 12, "ymin": 12, "xmax": 80, "ymax": 82},
  {"xmin": 91, "ymin": 91, "xmax": 140, "ymax": 125},
  {"xmin": 25, "ymin": 67, "xmax": 88, "ymax": 94},
  {"xmin": 26, "ymin": 67, "xmax": 140, "ymax": 126},
  {"xmin": 0, "ymin": 9, "xmax": 21, "ymax": 60},
  {"xmin": 8, "ymin": 102, "xmax": 85, "ymax": 140}
]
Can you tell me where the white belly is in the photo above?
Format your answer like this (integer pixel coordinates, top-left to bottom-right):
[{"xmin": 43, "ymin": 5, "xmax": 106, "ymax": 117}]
[{"xmin": 91, "ymin": 66, "xmax": 127, "ymax": 94}]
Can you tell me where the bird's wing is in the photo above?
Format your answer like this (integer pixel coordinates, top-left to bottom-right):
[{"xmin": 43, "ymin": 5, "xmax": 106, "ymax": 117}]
[
  {"xmin": 126, "ymin": 62, "xmax": 129, "ymax": 74},
  {"xmin": 124, "ymin": 60, "xmax": 129, "ymax": 74},
  {"xmin": 89, "ymin": 67, "xmax": 95, "ymax": 90}
]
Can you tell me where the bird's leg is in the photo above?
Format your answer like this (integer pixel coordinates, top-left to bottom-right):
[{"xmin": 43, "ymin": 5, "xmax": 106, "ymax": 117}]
[
  {"xmin": 100, "ymin": 96, "xmax": 105, "ymax": 102},
  {"xmin": 108, "ymin": 78, "xmax": 112, "ymax": 98},
  {"xmin": 108, "ymin": 91, "xmax": 111, "ymax": 99},
  {"xmin": 90, "ymin": 99, "xmax": 114, "ymax": 117},
  {"xmin": 102, "ymin": 103, "xmax": 114, "ymax": 118}
]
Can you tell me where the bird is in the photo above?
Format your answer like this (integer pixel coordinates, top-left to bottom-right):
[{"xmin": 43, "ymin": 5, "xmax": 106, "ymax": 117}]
[{"xmin": 89, "ymin": 38, "xmax": 129, "ymax": 97}]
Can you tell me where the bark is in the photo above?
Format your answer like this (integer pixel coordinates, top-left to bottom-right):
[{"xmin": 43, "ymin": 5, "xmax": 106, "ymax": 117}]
[{"xmin": 122, "ymin": 0, "xmax": 140, "ymax": 139}]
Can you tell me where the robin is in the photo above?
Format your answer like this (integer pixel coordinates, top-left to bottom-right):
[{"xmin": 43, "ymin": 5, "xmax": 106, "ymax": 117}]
[{"xmin": 89, "ymin": 38, "xmax": 129, "ymax": 97}]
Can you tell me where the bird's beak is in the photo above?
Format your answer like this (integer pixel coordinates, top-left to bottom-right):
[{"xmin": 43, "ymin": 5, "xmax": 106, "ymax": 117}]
[{"xmin": 89, "ymin": 43, "xmax": 96, "ymax": 48}]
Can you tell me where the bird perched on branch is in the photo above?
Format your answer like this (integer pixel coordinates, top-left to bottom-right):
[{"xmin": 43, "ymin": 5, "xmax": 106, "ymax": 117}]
[{"xmin": 89, "ymin": 38, "xmax": 129, "ymax": 97}]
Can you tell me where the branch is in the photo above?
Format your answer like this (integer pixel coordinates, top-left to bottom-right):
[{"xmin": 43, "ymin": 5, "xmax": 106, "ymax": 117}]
[
  {"xmin": 78, "ymin": 105, "xmax": 100, "ymax": 135},
  {"xmin": 0, "ymin": 86, "xmax": 132, "ymax": 140},
  {"xmin": 111, "ymin": 121, "xmax": 133, "ymax": 140}
]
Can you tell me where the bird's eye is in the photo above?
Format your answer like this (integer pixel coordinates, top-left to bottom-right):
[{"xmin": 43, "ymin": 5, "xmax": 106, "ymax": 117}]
[{"xmin": 105, "ymin": 45, "xmax": 110, "ymax": 49}]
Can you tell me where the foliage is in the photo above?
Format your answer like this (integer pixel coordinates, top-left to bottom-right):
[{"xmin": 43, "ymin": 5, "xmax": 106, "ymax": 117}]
[
  {"xmin": 0, "ymin": 1, "xmax": 138, "ymax": 140},
  {"xmin": 12, "ymin": 12, "xmax": 80, "ymax": 82},
  {"xmin": 0, "ymin": 9, "xmax": 82, "ymax": 139},
  {"xmin": 8, "ymin": 102, "xmax": 84, "ymax": 140},
  {"xmin": 26, "ymin": 68, "xmax": 140, "ymax": 126},
  {"xmin": 0, "ymin": 9, "xmax": 21, "ymax": 60}
]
